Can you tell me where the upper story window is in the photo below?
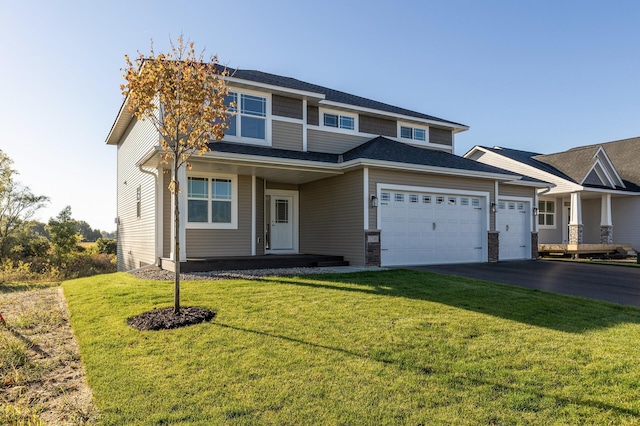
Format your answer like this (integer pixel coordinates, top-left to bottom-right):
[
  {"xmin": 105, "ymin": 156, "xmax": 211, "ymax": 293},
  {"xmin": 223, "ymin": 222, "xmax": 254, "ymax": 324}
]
[
  {"xmin": 224, "ymin": 91, "xmax": 267, "ymax": 141},
  {"xmin": 187, "ymin": 175, "xmax": 238, "ymax": 229},
  {"xmin": 323, "ymin": 113, "xmax": 355, "ymax": 130},
  {"xmin": 399, "ymin": 125, "xmax": 427, "ymax": 142}
]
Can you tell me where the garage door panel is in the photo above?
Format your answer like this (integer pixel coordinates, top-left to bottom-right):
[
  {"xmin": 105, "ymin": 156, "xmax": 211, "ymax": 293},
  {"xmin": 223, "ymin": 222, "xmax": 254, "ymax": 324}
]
[
  {"xmin": 381, "ymin": 189, "xmax": 486, "ymax": 266},
  {"xmin": 498, "ymin": 200, "xmax": 530, "ymax": 260}
]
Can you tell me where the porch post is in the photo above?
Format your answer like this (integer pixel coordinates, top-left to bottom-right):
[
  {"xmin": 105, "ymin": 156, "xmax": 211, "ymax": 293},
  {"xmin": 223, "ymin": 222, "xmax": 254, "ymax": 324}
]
[
  {"xmin": 568, "ymin": 192, "xmax": 583, "ymax": 245},
  {"xmin": 600, "ymin": 193, "xmax": 613, "ymax": 244},
  {"xmin": 170, "ymin": 165, "xmax": 187, "ymax": 263}
]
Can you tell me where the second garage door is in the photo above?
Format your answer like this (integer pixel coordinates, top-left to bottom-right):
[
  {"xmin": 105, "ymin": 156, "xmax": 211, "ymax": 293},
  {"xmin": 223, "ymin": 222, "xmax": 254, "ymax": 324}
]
[
  {"xmin": 379, "ymin": 189, "xmax": 487, "ymax": 266},
  {"xmin": 497, "ymin": 200, "xmax": 531, "ymax": 260}
]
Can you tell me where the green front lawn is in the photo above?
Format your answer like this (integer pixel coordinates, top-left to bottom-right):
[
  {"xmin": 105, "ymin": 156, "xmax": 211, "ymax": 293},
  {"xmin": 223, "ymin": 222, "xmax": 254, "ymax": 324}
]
[{"xmin": 63, "ymin": 270, "xmax": 640, "ymax": 425}]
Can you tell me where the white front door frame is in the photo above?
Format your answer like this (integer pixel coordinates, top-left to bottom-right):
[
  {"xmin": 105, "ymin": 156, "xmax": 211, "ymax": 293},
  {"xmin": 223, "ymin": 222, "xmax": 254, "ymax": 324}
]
[{"xmin": 265, "ymin": 189, "xmax": 299, "ymax": 254}]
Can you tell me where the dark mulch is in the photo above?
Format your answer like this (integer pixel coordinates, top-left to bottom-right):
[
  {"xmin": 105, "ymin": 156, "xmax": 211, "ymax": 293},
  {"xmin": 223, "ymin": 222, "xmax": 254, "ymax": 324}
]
[{"xmin": 127, "ymin": 306, "xmax": 216, "ymax": 331}]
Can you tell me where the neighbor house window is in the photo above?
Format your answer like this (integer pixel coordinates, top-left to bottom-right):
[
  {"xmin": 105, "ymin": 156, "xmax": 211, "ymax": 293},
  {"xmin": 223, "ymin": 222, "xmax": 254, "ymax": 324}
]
[
  {"xmin": 399, "ymin": 125, "xmax": 427, "ymax": 142},
  {"xmin": 323, "ymin": 113, "xmax": 355, "ymax": 130},
  {"xmin": 224, "ymin": 92, "xmax": 266, "ymax": 140},
  {"xmin": 187, "ymin": 175, "xmax": 237, "ymax": 228},
  {"xmin": 538, "ymin": 200, "xmax": 555, "ymax": 227}
]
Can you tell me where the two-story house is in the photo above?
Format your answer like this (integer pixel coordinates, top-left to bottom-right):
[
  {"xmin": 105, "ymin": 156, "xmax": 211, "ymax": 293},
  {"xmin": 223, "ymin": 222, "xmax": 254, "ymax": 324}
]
[{"xmin": 106, "ymin": 68, "xmax": 545, "ymax": 271}]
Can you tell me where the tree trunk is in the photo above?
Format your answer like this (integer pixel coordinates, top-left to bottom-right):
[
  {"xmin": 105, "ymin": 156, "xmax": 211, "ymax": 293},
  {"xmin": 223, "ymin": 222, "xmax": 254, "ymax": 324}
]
[{"xmin": 173, "ymin": 164, "xmax": 181, "ymax": 314}]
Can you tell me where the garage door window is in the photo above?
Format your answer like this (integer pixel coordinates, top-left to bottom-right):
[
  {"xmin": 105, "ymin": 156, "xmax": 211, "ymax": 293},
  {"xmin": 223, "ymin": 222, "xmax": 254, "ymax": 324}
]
[
  {"xmin": 395, "ymin": 193, "xmax": 405, "ymax": 202},
  {"xmin": 422, "ymin": 195, "xmax": 431, "ymax": 203}
]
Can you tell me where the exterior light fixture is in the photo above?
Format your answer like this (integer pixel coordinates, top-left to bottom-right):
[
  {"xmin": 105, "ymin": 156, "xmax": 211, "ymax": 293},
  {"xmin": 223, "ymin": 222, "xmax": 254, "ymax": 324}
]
[
  {"xmin": 370, "ymin": 195, "xmax": 378, "ymax": 208},
  {"xmin": 533, "ymin": 207, "xmax": 539, "ymax": 216},
  {"xmin": 490, "ymin": 202, "xmax": 497, "ymax": 213}
]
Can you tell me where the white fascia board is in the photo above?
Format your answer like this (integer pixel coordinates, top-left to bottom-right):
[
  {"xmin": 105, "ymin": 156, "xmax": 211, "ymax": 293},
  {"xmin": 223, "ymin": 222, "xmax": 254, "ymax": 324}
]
[
  {"xmin": 105, "ymin": 98, "xmax": 133, "ymax": 145},
  {"xmin": 338, "ymin": 158, "xmax": 521, "ymax": 181},
  {"xmin": 318, "ymin": 100, "xmax": 469, "ymax": 133},
  {"xmin": 466, "ymin": 146, "xmax": 581, "ymax": 192},
  {"xmin": 593, "ymin": 147, "xmax": 625, "ymax": 188},
  {"xmin": 580, "ymin": 161, "xmax": 613, "ymax": 188},
  {"xmin": 136, "ymin": 147, "xmax": 161, "ymax": 168},
  {"xmin": 225, "ymin": 76, "xmax": 326, "ymax": 100},
  {"xmin": 579, "ymin": 187, "xmax": 640, "ymax": 196},
  {"xmin": 501, "ymin": 180, "xmax": 555, "ymax": 188}
]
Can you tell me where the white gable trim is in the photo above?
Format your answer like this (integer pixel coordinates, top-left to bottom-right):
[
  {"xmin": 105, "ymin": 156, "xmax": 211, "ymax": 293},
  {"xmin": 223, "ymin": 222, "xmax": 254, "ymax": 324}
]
[{"xmin": 592, "ymin": 147, "xmax": 625, "ymax": 188}]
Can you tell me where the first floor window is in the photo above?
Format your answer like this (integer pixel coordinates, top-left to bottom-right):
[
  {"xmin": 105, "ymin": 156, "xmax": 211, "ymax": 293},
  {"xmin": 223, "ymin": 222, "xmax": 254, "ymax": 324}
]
[
  {"xmin": 538, "ymin": 200, "xmax": 555, "ymax": 226},
  {"xmin": 188, "ymin": 176, "xmax": 234, "ymax": 225}
]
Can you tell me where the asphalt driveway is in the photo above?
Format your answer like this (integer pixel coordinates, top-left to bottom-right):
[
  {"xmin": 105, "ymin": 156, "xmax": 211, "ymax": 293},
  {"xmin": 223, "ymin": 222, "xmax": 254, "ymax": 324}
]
[{"xmin": 407, "ymin": 260, "xmax": 640, "ymax": 307}]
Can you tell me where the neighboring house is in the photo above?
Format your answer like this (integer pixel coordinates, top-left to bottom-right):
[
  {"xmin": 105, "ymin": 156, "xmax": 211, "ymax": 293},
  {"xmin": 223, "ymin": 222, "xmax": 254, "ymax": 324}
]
[
  {"xmin": 465, "ymin": 137, "xmax": 640, "ymax": 253},
  {"xmin": 106, "ymin": 68, "xmax": 545, "ymax": 271}
]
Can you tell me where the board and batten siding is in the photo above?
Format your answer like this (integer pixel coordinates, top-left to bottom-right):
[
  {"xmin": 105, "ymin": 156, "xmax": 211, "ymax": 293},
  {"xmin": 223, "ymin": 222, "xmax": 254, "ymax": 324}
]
[
  {"xmin": 307, "ymin": 129, "xmax": 371, "ymax": 154},
  {"xmin": 185, "ymin": 175, "xmax": 252, "ymax": 257},
  {"xmin": 272, "ymin": 121, "xmax": 303, "ymax": 151},
  {"xmin": 272, "ymin": 95, "xmax": 303, "ymax": 119},
  {"xmin": 359, "ymin": 115, "xmax": 396, "ymax": 137},
  {"xmin": 368, "ymin": 169, "xmax": 496, "ymax": 230},
  {"xmin": 116, "ymin": 118, "xmax": 159, "ymax": 271},
  {"xmin": 429, "ymin": 127, "xmax": 453, "ymax": 146},
  {"xmin": 299, "ymin": 170, "xmax": 365, "ymax": 265}
]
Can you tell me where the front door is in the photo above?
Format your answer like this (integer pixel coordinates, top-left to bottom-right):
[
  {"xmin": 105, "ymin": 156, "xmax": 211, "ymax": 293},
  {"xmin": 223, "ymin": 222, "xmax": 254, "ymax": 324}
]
[{"xmin": 270, "ymin": 195, "xmax": 294, "ymax": 250}]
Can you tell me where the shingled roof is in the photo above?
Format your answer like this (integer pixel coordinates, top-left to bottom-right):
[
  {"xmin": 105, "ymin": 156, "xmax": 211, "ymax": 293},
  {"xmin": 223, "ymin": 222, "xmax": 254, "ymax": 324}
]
[
  {"xmin": 226, "ymin": 68, "xmax": 467, "ymax": 128},
  {"xmin": 207, "ymin": 137, "xmax": 541, "ymax": 182},
  {"xmin": 480, "ymin": 137, "xmax": 640, "ymax": 191}
]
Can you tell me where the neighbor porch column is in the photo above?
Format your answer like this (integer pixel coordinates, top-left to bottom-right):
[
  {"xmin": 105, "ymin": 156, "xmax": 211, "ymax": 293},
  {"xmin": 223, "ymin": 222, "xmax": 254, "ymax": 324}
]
[
  {"xmin": 568, "ymin": 192, "xmax": 583, "ymax": 245},
  {"xmin": 600, "ymin": 193, "xmax": 613, "ymax": 244},
  {"xmin": 170, "ymin": 165, "xmax": 187, "ymax": 262}
]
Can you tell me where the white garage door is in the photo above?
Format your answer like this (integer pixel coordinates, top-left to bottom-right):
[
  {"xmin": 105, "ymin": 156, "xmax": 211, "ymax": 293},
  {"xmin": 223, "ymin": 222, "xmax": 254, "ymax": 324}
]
[
  {"xmin": 379, "ymin": 189, "xmax": 486, "ymax": 266},
  {"xmin": 497, "ymin": 200, "xmax": 530, "ymax": 260}
]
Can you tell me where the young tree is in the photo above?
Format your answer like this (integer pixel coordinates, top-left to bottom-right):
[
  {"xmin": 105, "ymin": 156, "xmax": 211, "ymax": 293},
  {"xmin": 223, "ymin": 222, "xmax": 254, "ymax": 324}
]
[
  {"xmin": 121, "ymin": 36, "xmax": 232, "ymax": 313},
  {"xmin": 0, "ymin": 150, "xmax": 49, "ymax": 258},
  {"xmin": 48, "ymin": 206, "xmax": 79, "ymax": 266}
]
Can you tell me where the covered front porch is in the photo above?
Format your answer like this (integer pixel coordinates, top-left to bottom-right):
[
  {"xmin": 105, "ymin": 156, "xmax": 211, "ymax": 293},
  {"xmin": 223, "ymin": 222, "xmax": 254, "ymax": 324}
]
[{"xmin": 538, "ymin": 243, "xmax": 637, "ymax": 258}]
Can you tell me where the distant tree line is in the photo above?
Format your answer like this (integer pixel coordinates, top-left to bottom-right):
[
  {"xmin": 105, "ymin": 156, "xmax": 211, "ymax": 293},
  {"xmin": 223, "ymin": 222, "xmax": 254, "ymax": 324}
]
[{"xmin": 0, "ymin": 149, "xmax": 116, "ymax": 281}]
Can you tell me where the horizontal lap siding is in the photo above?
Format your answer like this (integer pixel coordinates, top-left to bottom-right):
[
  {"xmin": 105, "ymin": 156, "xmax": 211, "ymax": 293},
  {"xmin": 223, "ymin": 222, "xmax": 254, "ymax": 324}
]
[
  {"xmin": 582, "ymin": 198, "xmax": 600, "ymax": 243},
  {"xmin": 162, "ymin": 171, "xmax": 171, "ymax": 258},
  {"xmin": 538, "ymin": 196, "xmax": 563, "ymax": 243},
  {"xmin": 116, "ymin": 118, "xmax": 159, "ymax": 271},
  {"xmin": 307, "ymin": 129, "xmax": 371, "ymax": 154},
  {"xmin": 272, "ymin": 121, "xmax": 303, "ymax": 151},
  {"xmin": 300, "ymin": 170, "xmax": 364, "ymax": 265},
  {"xmin": 186, "ymin": 175, "xmax": 252, "ymax": 257},
  {"xmin": 499, "ymin": 185, "xmax": 536, "ymax": 198},
  {"xmin": 368, "ymin": 169, "xmax": 495, "ymax": 230},
  {"xmin": 307, "ymin": 105, "xmax": 319, "ymax": 126},
  {"xmin": 612, "ymin": 197, "xmax": 640, "ymax": 250}
]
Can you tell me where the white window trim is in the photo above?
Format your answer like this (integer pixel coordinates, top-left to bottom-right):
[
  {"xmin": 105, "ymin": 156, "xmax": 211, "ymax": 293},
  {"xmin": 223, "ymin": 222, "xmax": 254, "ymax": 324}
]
[
  {"xmin": 221, "ymin": 87, "xmax": 272, "ymax": 147},
  {"xmin": 186, "ymin": 172, "xmax": 238, "ymax": 230},
  {"xmin": 538, "ymin": 198, "xmax": 556, "ymax": 230},
  {"xmin": 318, "ymin": 107, "xmax": 359, "ymax": 135},
  {"xmin": 397, "ymin": 121, "xmax": 429, "ymax": 145}
]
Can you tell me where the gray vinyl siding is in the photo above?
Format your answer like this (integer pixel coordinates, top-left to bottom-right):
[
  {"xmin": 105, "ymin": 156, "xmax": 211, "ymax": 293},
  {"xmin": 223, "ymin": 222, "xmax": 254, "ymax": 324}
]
[
  {"xmin": 116, "ymin": 118, "xmax": 159, "ymax": 271},
  {"xmin": 368, "ymin": 169, "xmax": 496, "ymax": 230},
  {"xmin": 266, "ymin": 182, "xmax": 299, "ymax": 191},
  {"xmin": 429, "ymin": 128, "xmax": 453, "ymax": 146},
  {"xmin": 582, "ymin": 198, "xmax": 601, "ymax": 244},
  {"xmin": 162, "ymin": 171, "xmax": 171, "ymax": 258},
  {"xmin": 256, "ymin": 178, "xmax": 265, "ymax": 255},
  {"xmin": 185, "ymin": 175, "xmax": 252, "ymax": 257},
  {"xmin": 272, "ymin": 95, "xmax": 303, "ymax": 119},
  {"xmin": 307, "ymin": 105, "xmax": 319, "ymax": 126},
  {"xmin": 307, "ymin": 129, "xmax": 371, "ymax": 154},
  {"xmin": 300, "ymin": 170, "xmax": 364, "ymax": 265},
  {"xmin": 359, "ymin": 115, "xmax": 396, "ymax": 137},
  {"xmin": 272, "ymin": 121, "xmax": 303, "ymax": 151},
  {"xmin": 612, "ymin": 197, "xmax": 640, "ymax": 250},
  {"xmin": 498, "ymin": 185, "xmax": 536, "ymax": 198},
  {"xmin": 538, "ymin": 196, "xmax": 563, "ymax": 243}
]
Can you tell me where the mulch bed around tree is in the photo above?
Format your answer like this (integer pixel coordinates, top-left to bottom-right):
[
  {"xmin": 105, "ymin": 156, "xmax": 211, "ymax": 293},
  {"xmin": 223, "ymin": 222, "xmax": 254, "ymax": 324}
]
[{"xmin": 127, "ymin": 307, "xmax": 216, "ymax": 331}]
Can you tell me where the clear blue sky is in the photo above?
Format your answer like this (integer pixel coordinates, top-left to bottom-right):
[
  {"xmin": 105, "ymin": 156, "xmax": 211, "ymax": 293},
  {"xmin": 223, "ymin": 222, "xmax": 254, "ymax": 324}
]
[{"xmin": 1, "ymin": 1, "xmax": 638, "ymax": 232}]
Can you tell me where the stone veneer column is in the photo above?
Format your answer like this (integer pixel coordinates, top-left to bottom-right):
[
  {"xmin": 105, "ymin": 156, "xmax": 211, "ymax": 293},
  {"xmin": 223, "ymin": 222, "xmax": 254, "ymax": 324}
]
[
  {"xmin": 600, "ymin": 225, "xmax": 614, "ymax": 244},
  {"xmin": 568, "ymin": 224, "xmax": 584, "ymax": 245},
  {"xmin": 531, "ymin": 232, "xmax": 539, "ymax": 259},
  {"xmin": 488, "ymin": 231, "xmax": 499, "ymax": 263},
  {"xmin": 365, "ymin": 230, "xmax": 381, "ymax": 267}
]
